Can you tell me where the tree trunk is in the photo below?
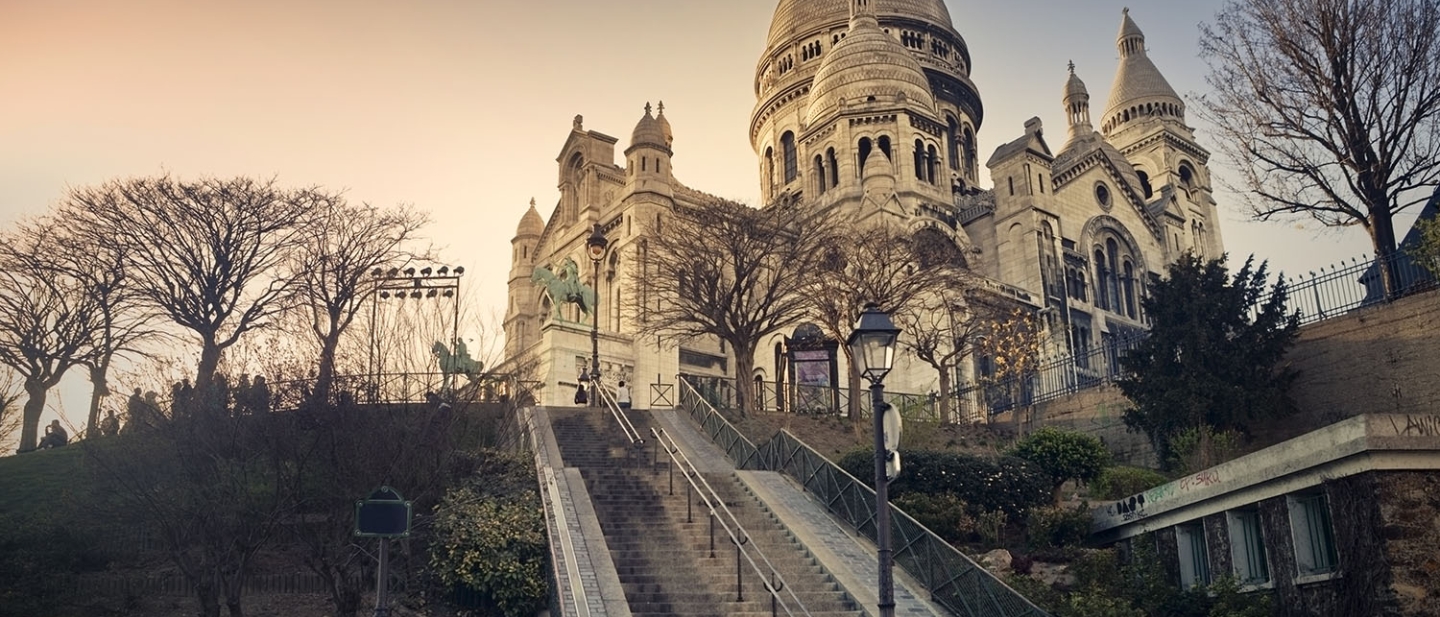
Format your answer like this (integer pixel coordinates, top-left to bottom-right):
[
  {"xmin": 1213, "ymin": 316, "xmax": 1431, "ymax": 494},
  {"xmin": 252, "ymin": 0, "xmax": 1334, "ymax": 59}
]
[
  {"xmin": 846, "ymin": 355, "xmax": 863, "ymax": 427},
  {"xmin": 313, "ymin": 328, "xmax": 341, "ymax": 407},
  {"xmin": 733, "ymin": 343, "xmax": 756, "ymax": 417},
  {"xmin": 87, "ymin": 363, "xmax": 110, "ymax": 436},
  {"xmin": 17, "ymin": 380, "xmax": 47, "ymax": 452},
  {"xmin": 937, "ymin": 363, "xmax": 953, "ymax": 425},
  {"xmin": 196, "ymin": 335, "xmax": 223, "ymax": 397},
  {"xmin": 1370, "ymin": 210, "xmax": 1402, "ymax": 299}
]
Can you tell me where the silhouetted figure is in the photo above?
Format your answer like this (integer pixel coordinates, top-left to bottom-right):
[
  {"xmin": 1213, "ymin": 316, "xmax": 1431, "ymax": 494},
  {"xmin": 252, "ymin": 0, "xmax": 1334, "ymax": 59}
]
[
  {"xmin": 574, "ymin": 382, "xmax": 588, "ymax": 406},
  {"xmin": 100, "ymin": 409, "xmax": 120, "ymax": 437},
  {"xmin": 251, "ymin": 376, "xmax": 270, "ymax": 414},
  {"xmin": 37, "ymin": 420, "xmax": 68, "ymax": 449},
  {"xmin": 172, "ymin": 379, "xmax": 194, "ymax": 418},
  {"xmin": 235, "ymin": 374, "xmax": 254, "ymax": 415}
]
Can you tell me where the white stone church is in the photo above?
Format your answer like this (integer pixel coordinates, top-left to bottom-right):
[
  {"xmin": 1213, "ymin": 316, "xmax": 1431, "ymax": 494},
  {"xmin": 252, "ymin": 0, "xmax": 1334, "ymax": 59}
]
[{"xmin": 504, "ymin": 0, "xmax": 1223, "ymax": 409}]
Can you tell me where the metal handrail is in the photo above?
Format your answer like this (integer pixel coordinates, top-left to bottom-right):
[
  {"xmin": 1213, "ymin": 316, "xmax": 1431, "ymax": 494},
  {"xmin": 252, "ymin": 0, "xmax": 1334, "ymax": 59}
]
[
  {"xmin": 676, "ymin": 376, "xmax": 763, "ymax": 469},
  {"xmin": 593, "ymin": 378, "xmax": 643, "ymax": 445},
  {"xmin": 649, "ymin": 426, "xmax": 812, "ymax": 617}
]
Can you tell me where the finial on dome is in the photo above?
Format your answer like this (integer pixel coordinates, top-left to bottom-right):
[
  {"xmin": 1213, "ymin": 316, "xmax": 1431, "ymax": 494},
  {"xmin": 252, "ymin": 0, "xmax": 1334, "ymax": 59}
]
[
  {"xmin": 657, "ymin": 101, "xmax": 665, "ymax": 116},
  {"xmin": 644, "ymin": 102, "xmax": 653, "ymax": 116},
  {"xmin": 1068, "ymin": 60, "xmax": 1075, "ymax": 75},
  {"xmin": 529, "ymin": 197, "xmax": 536, "ymax": 207}
]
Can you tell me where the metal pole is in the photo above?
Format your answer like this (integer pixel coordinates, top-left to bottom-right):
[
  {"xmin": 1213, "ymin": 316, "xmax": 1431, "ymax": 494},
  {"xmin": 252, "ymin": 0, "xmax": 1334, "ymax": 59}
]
[
  {"xmin": 373, "ymin": 538, "xmax": 391, "ymax": 617},
  {"xmin": 872, "ymin": 382, "xmax": 895, "ymax": 617},
  {"xmin": 591, "ymin": 257, "xmax": 601, "ymax": 407}
]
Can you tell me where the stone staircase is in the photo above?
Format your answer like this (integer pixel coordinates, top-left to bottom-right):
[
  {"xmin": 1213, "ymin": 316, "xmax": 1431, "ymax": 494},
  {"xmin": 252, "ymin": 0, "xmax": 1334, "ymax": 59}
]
[{"xmin": 548, "ymin": 408, "xmax": 864, "ymax": 617}]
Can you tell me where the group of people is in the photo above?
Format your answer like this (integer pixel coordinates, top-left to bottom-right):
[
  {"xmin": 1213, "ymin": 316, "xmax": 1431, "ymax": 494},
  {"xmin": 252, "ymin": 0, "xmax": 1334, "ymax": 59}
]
[{"xmin": 573, "ymin": 377, "xmax": 632, "ymax": 410}]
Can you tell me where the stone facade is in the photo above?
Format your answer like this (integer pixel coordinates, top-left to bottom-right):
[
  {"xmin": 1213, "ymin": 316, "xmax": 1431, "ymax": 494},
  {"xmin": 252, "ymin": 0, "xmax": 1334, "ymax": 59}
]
[{"xmin": 505, "ymin": 2, "xmax": 1225, "ymax": 407}]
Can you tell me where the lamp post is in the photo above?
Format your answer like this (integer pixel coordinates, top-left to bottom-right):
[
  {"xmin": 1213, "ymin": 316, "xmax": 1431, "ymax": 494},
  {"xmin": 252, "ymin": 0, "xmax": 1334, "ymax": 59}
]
[
  {"xmin": 367, "ymin": 264, "xmax": 464, "ymax": 403},
  {"xmin": 847, "ymin": 302, "xmax": 901, "ymax": 617},
  {"xmin": 586, "ymin": 223, "xmax": 610, "ymax": 406}
]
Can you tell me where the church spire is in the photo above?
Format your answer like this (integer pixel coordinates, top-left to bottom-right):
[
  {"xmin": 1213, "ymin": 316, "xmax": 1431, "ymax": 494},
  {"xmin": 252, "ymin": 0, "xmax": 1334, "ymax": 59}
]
[{"xmin": 1117, "ymin": 7, "xmax": 1146, "ymax": 58}]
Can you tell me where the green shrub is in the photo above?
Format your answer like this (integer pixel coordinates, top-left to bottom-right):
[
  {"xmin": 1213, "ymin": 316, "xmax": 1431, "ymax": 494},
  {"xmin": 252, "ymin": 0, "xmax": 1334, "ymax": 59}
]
[
  {"xmin": 429, "ymin": 452, "xmax": 548, "ymax": 617},
  {"xmin": 891, "ymin": 492, "xmax": 971, "ymax": 544},
  {"xmin": 1092, "ymin": 466, "xmax": 1170, "ymax": 500},
  {"xmin": 838, "ymin": 448, "xmax": 1051, "ymax": 519},
  {"xmin": 1025, "ymin": 504, "xmax": 1093, "ymax": 550},
  {"xmin": 1010, "ymin": 427, "xmax": 1111, "ymax": 497}
]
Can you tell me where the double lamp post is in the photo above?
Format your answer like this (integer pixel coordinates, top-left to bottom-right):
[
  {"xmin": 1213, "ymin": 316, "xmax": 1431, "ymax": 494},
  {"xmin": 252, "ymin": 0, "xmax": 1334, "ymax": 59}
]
[{"xmin": 847, "ymin": 302, "xmax": 902, "ymax": 617}]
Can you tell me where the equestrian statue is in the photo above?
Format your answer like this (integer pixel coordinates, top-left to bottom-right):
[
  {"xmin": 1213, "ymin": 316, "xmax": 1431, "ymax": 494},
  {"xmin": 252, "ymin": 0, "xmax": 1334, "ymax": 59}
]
[
  {"xmin": 532, "ymin": 258, "xmax": 597, "ymax": 321},
  {"xmin": 432, "ymin": 340, "xmax": 481, "ymax": 393}
]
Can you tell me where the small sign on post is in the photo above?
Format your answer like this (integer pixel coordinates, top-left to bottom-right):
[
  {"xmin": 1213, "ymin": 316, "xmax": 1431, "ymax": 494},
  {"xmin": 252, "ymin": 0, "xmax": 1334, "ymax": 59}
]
[{"xmin": 355, "ymin": 487, "xmax": 412, "ymax": 538}]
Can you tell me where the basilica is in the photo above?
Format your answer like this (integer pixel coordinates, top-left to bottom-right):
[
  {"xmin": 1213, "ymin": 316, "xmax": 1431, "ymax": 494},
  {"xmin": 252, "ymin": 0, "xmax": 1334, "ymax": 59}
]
[{"xmin": 504, "ymin": 0, "xmax": 1223, "ymax": 408}]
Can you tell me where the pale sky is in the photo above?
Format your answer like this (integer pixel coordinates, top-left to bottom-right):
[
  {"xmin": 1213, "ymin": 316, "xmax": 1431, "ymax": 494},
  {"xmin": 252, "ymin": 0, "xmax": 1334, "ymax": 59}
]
[{"xmin": 0, "ymin": 0, "xmax": 1399, "ymax": 437}]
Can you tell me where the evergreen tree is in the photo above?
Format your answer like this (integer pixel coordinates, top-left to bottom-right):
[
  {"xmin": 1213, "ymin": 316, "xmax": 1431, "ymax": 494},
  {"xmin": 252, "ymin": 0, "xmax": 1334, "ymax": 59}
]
[{"xmin": 1117, "ymin": 254, "xmax": 1299, "ymax": 461}]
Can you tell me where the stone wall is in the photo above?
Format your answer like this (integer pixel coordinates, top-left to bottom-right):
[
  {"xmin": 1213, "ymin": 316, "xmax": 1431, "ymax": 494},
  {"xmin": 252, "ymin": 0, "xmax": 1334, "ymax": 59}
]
[
  {"xmin": 1376, "ymin": 471, "xmax": 1440, "ymax": 616},
  {"xmin": 1028, "ymin": 289, "xmax": 1440, "ymax": 466}
]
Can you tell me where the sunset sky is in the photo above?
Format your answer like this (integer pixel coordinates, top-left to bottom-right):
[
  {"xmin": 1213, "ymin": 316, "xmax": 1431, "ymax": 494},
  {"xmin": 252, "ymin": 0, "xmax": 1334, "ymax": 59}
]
[{"xmin": 0, "ymin": 0, "xmax": 1404, "ymax": 436}]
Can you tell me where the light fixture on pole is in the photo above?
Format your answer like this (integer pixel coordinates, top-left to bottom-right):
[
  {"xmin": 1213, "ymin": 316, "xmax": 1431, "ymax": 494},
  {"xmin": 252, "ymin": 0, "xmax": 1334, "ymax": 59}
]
[
  {"xmin": 586, "ymin": 223, "xmax": 609, "ymax": 406},
  {"xmin": 847, "ymin": 302, "xmax": 901, "ymax": 617}
]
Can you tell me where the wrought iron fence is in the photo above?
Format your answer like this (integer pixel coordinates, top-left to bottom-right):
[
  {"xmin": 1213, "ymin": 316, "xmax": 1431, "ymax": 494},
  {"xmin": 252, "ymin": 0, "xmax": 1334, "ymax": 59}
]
[
  {"xmin": 1279, "ymin": 250, "xmax": 1436, "ymax": 326},
  {"xmin": 685, "ymin": 374, "xmax": 939, "ymax": 423},
  {"xmin": 674, "ymin": 376, "xmax": 1050, "ymax": 617},
  {"xmin": 968, "ymin": 251, "xmax": 1437, "ymax": 416}
]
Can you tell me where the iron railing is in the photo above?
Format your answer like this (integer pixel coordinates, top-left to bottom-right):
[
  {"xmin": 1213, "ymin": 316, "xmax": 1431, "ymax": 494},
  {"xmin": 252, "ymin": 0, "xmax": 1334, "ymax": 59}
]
[
  {"xmin": 593, "ymin": 378, "xmax": 643, "ymax": 446},
  {"xmin": 650, "ymin": 426, "xmax": 813, "ymax": 616},
  {"xmin": 967, "ymin": 251, "xmax": 1437, "ymax": 415},
  {"xmin": 674, "ymin": 375, "xmax": 1050, "ymax": 617},
  {"xmin": 684, "ymin": 374, "xmax": 940, "ymax": 423}
]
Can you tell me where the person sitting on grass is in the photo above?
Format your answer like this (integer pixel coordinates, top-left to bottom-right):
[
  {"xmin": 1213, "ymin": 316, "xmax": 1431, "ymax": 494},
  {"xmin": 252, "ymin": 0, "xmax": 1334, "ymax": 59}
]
[{"xmin": 37, "ymin": 420, "xmax": 68, "ymax": 450}]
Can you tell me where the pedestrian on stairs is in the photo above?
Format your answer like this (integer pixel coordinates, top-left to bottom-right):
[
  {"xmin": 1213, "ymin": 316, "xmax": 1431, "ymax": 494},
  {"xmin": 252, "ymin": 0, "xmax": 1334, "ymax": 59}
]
[
  {"xmin": 574, "ymin": 381, "xmax": 588, "ymax": 406},
  {"xmin": 616, "ymin": 380, "xmax": 632, "ymax": 410}
]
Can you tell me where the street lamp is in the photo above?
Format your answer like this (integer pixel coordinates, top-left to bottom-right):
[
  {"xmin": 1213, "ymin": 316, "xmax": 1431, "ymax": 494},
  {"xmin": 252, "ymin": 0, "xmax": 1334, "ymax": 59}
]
[
  {"xmin": 586, "ymin": 223, "xmax": 609, "ymax": 406},
  {"xmin": 847, "ymin": 302, "xmax": 901, "ymax": 617}
]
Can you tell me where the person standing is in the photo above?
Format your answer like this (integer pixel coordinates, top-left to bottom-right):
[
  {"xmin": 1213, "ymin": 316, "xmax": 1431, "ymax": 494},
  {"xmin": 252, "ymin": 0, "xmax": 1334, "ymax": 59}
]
[{"xmin": 616, "ymin": 380, "xmax": 632, "ymax": 410}]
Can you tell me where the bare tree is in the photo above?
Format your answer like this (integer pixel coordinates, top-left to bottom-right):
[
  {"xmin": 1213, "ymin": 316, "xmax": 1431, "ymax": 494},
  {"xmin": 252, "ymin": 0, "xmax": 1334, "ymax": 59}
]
[
  {"xmin": 1199, "ymin": 0, "xmax": 1440, "ymax": 296},
  {"xmin": 66, "ymin": 176, "xmax": 328, "ymax": 394},
  {"xmin": 0, "ymin": 231, "xmax": 103, "ymax": 451},
  {"xmin": 0, "ymin": 371, "xmax": 25, "ymax": 447},
  {"xmin": 975, "ymin": 307, "xmax": 1044, "ymax": 423},
  {"xmin": 898, "ymin": 285, "xmax": 1014, "ymax": 425},
  {"xmin": 293, "ymin": 200, "xmax": 428, "ymax": 404},
  {"xmin": 24, "ymin": 208, "xmax": 161, "ymax": 435},
  {"xmin": 804, "ymin": 224, "xmax": 977, "ymax": 423},
  {"xmin": 633, "ymin": 200, "xmax": 835, "ymax": 416}
]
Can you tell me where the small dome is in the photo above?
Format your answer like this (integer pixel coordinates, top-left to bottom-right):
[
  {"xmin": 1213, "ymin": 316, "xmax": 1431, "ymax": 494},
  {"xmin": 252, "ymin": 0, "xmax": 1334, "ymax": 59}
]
[
  {"xmin": 516, "ymin": 199, "xmax": 543, "ymax": 237},
  {"xmin": 1063, "ymin": 62, "xmax": 1088, "ymax": 101},
  {"xmin": 656, "ymin": 101, "xmax": 673, "ymax": 147},
  {"xmin": 630, "ymin": 102, "xmax": 669, "ymax": 152},
  {"xmin": 804, "ymin": 13, "xmax": 936, "ymax": 127}
]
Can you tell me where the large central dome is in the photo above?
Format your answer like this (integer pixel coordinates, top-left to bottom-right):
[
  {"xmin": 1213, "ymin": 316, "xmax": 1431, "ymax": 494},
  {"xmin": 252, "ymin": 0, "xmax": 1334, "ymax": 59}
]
[
  {"xmin": 804, "ymin": 13, "xmax": 936, "ymax": 126},
  {"xmin": 765, "ymin": 0, "xmax": 955, "ymax": 51}
]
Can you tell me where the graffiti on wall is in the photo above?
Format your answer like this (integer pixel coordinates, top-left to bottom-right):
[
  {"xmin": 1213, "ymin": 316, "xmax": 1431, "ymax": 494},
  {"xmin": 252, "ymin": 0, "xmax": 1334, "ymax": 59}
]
[
  {"xmin": 1389, "ymin": 414, "xmax": 1440, "ymax": 437},
  {"xmin": 1098, "ymin": 468, "xmax": 1223, "ymax": 524}
]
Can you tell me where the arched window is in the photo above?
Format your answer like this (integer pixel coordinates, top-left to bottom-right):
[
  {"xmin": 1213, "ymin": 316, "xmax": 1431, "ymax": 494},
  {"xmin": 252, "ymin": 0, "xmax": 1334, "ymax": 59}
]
[
  {"xmin": 913, "ymin": 139, "xmax": 926, "ymax": 181},
  {"xmin": 763, "ymin": 147, "xmax": 775, "ymax": 198},
  {"xmin": 1179, "ymin": 163, "xmax": 1195, "ymax": 190},
  {"xmin": 1122, "ymin": 260, "xmax": 1137, "ymax": 318},
  {"xmin": 858, "ymin": 137, "xmax": 873, "ymax": 176},
  {"xmin": 1136, "ymin": 169, "xmax": 1153, "ymax": 199},
  {"xmin": 781, "ymin": 131, "xmax": 798, "ymax": 184},
  {"xmin": 1105, "ymin": 238, "xmax": 1121, "ymax": 311},
  {"xmin": 963, "ymin": 126, "xmax": 977, "ymax": 176},
  {"xmin": 826, "ymin": 148, "xmax": 839, "ymax": 188},
  {"xmin": 878, "ymin": 135, "xmax": 892, "ymax": 160},
  {"xmin": 1093, "ymin": 248, "xmax": 1110, "ymax": 311},
  {"xmin": 814, "ymin": 155, "xmax": 827, "ymax": 194},
  {"xmin": 927, "ymin": 144, "xmax": 939, "ymax": 183},
  {"xmin": 946, "ymin": 116, "xmax": 961, "ymax": 170}
]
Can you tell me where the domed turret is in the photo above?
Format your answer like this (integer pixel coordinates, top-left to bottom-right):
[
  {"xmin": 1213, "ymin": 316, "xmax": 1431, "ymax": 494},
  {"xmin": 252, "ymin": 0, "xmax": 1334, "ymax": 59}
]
[
  {"xmin": 1101, "ymin": 8, "xmax": 1185, "ymax": 135},
  {"xmin": 630, "ymin": 102, "xmax": 670, "ymax": 153},
  {"xmin": 1061, "ymin": 61, "xmax": 1094, "ymax": 149},
  {"xmin": 804, "ymin": 4, "xmax": 936, "ymax": 127},
  {"xmin": 516, "ymin": 198, "xmax": 543, "ymax": 238},
  {"xmin": 656, "ymin": 101, "xmax": 673, "ymax": 147}
]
